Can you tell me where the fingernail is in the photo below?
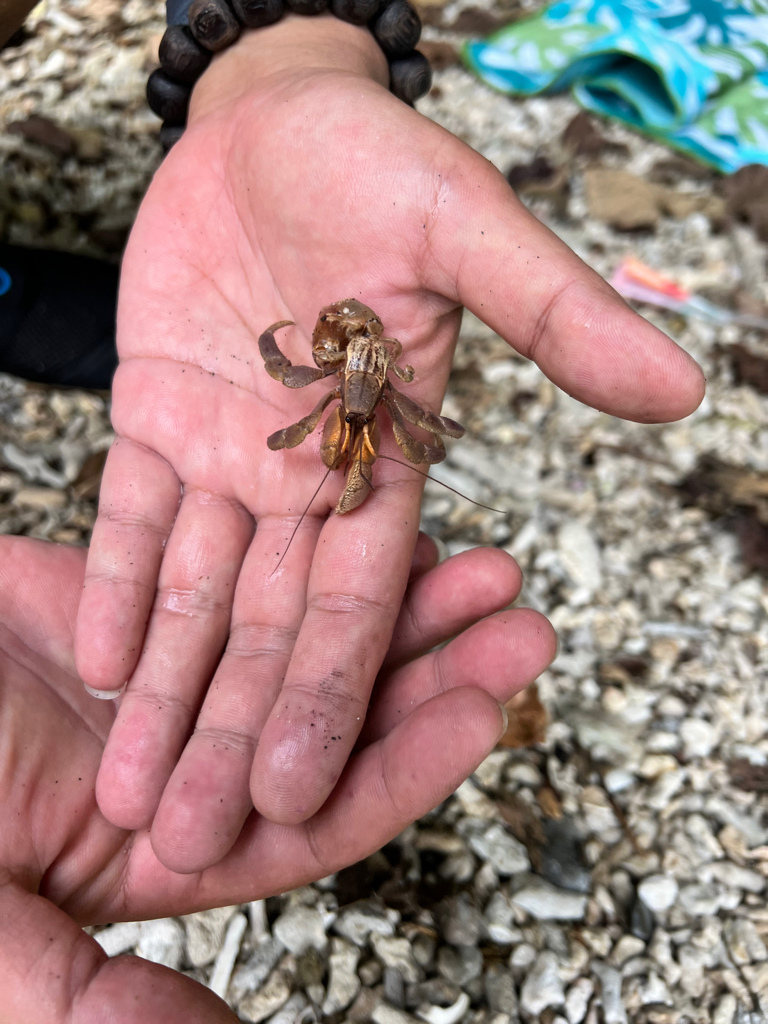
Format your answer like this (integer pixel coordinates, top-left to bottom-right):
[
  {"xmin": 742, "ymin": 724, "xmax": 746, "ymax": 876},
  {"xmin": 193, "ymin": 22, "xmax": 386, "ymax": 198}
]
[
  {"xmin": 84, "ymin": 681, "xmax": 126, "ymax": 700},
  {"xmin": 497, "ymin": 699, "xmax": 509, "ymax": 740},
  {"xmin": 552, "ymin": 629, "xmax": 561, "ymax": 665}
]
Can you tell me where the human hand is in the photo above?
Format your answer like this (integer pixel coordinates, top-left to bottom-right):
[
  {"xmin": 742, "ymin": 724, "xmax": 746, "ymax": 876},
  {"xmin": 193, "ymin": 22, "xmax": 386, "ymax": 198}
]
[
  {"xmin": 1, "ymin": 534, "xmax": 552, "ymax": 1021},
  {"xmin": 75, "ymin": 16, "xmax": 704, "ymax": 849}
]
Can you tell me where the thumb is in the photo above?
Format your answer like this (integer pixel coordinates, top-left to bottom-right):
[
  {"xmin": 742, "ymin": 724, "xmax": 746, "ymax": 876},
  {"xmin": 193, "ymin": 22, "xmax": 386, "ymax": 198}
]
[
  {"xmin": 0, "ymin": 882, "xmax": 238, "ymax": 1023},
  {"xmin": 427, "ymin": 149, "xmax": 705, "ymax": 424}
]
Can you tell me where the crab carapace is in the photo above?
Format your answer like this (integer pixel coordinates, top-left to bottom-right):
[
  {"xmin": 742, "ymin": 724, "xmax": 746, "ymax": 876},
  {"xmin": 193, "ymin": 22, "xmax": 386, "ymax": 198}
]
[{"xmin": 258, "ymin": 299, "xmax": 465, "ymax": 514}]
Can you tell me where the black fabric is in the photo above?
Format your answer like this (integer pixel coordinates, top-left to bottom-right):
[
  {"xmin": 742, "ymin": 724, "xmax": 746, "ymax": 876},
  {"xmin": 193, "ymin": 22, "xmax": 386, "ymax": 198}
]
[{"xmin": 0, "ymin": 245, "xmax": 118, "ymax": 390}]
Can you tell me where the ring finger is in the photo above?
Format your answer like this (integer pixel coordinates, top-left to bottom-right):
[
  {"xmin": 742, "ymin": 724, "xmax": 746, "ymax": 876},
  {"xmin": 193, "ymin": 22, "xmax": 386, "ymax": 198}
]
[{"xmin": 149, "ymin": 512, "xmax": 325, "ymax": 873}]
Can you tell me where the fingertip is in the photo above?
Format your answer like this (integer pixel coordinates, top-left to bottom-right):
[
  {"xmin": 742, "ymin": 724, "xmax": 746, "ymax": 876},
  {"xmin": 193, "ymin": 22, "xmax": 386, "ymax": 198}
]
[
  {"xmin": 550, "ymin": 284, "xmax": 707, "ymax": 424},
  {"xmin": 458, "ymin": 544, "xmax": 523, "ymax": 601},
  {"xmin": 250, "ymin": 768, "xmax": 328, "ymax": 826},
  {"xmin": 95, "ymin": 776, "xmax": 153, "ymax": 832},
  {"xmin": 432, "ymin": 605, "xmax": 558, "ymax": 710},
  {"xmin": 250, "ymin": 732, "xmax": 343, "ymax": 826},
  {"xmin": 409, "ymin": 531, "xmax": 440, "ymax": 579},
  {"xmin": 534, "ymin": 608, "xmax": 559, "ymax": 669},
  {"xmin": 387, "ymin": 685, "xmax": 510, "ymax": 801},
  {"xmin": 74, "ymin": 600, "xmax": 143, "ymax": 695},
  {"xmin": 85, "ymin": 954, "xmax": 239, "ymax": 1023},
  {"xmin": 654, "ymin": 341, "xmax": 707, "ymax": 423},
  {"xmin": 497, "ymin": 605, "xmax": 558, "ymax": 672},
  {"xmin": 608, "ymin": 298, "xmax": 706, "ymax": 423},
  {"xmin": 433, "ymin": 544, "xmax": 523, "ymax": 612},
  {"xmin": 151, "ymin": 743, "xmax": 254, "ymax": 873},
  {"xmin": 150, "ymin": 813, "xmax": 231, "ymax": 874},
  {"xmin": 95, "ymin": 739, "xmax": 160, "ymax": 832},
  {"xmin": 441, "ymin": 171, "xmax": 707, "ymax": 424}
]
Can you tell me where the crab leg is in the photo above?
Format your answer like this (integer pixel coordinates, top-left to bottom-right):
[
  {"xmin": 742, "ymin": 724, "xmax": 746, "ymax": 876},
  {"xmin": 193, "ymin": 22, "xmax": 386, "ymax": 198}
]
[
  {"xmin": 382, "ymin": 391, "xmax": 448, "ymax": 465},
  {"xmin": 387, "ymin": 384, "xmax": 465, "ymax": 438},
  {"xmin": 337, "ymin": 419, "xmax": 380, "ymax": 514},
  {"xmin": 381, "ymin": 338, "xmax": 415, "ymax": 383},
  {"xmin": 267, "ymin": 388, "xmax": 340, "ymax": 450}
]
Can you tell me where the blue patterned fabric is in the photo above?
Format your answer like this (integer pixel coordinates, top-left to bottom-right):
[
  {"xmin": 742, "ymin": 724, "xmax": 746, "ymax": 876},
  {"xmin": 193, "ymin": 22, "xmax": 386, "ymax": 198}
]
[{"xmin": 463, "ymin": 0, "xmax": 768, "ymax": 172}]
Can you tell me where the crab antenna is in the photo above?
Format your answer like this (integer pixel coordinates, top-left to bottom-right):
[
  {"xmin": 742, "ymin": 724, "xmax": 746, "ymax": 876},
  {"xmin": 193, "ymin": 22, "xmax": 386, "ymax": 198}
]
[
  {"xmin": 376, "ymin": 454, "xmax": 506, "ymax": 513},
  {"xmin": 270, "ymin": 466, "xmax": 334, "ymax": 576}
]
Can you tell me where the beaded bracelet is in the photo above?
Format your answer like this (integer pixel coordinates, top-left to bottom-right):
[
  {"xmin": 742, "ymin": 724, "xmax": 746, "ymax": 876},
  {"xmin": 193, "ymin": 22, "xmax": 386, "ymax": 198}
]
[{"xmin": 148, "ymin": 0, "xmax": 431, "ymax": 149}]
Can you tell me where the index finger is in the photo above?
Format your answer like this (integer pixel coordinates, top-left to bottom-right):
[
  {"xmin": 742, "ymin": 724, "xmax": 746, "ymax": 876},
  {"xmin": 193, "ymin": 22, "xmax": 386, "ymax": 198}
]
[{"xmin": 248, "ymin": 466, "xmax": 423, "ymax": 825}]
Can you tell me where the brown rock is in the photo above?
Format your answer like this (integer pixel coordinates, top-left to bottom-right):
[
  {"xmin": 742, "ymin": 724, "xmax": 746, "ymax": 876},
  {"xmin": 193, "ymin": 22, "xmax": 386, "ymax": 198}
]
[
  {"xmin": 69, "ymin": 127, "xmax": 105, "ymax": 162},
  {"xmin": 418, "ymin": 40, "xmax": 460, "ymax": 70},
  {"xmin": 648, "ymin": 155, "xmax": 717, "ymax": 184},
  {"xmin": 680, "ymin": 456, "xmax": 768, "ymax": 519},
  {"xmin": 729, "ymin": 758, "xmax": 768, "ymax": 792},
  {"xmin": 733, "ymin": 512, "xmax": 768, "ymax": 575},
  {"xmin": 13, "ymin": 201, "xmax": 46, "ymax": 228},
  {"xmin": 724, "ymin": 164, "xmax": 768, "ymax": 242},
  {"xmin": 348, "ymin": 986, "xmax": 381, "ymax": 1022},
  {"xmin": 412, "ymin": 1, "xmax": 444, "ymax": 28},
  {"xmin": 507, "ymin": 155, "xmax": 556, "ymax": 190},
  {"xmin": 730, "ymin": 343, "xmax": 768, "ymax": 395},
  {"xmin": 562, "ymin": 112, "xmax": 629, "ymax": 159},
  {"xmin": 679, "ymin": 456, "xmax": 768, "ymax": 575},
  {"xmin": 508, "ymin": 157, "xmax": 569, "ymax": 215},
  {"xmin": 583, "ymin": 167, "xmax": 722, "ymax": 228},
  {"xmin": 450, "ymin": 7, "xmax": 508, "ymax": 33},
  {"xmin": 656, "ymin": 188, "xmax": 725, "ymax": 220},
  {"xmin": 497, "ymin": 791, "xmax": 546, "ymax": 849},
  {"xmin": 7, "ymin": 115, "xmax": 75, "ymax": 156},
  {"xmin": 583, "ymin": 168, "xmax": 660, "ymax": 229}
]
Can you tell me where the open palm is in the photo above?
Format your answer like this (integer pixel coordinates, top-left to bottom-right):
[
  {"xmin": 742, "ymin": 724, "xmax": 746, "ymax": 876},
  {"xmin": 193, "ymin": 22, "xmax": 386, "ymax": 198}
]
[
  {"xmin": 2, "ymin": 535, "xmax": 551, "ymax": 1022},
  {"xmin": 75, "ymin": 22, "xmax": 704, "ymax": 871}
]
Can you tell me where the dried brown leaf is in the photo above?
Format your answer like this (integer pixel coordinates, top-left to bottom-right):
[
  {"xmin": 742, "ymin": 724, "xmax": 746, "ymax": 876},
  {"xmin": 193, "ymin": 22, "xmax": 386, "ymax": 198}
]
[
  {"xmin": 729, "ymin": 758, "xmax": 768, "ymax": 792},
  {"xmin": 498, "ymin": 684, "xmax": 547, "ymax": 748}
]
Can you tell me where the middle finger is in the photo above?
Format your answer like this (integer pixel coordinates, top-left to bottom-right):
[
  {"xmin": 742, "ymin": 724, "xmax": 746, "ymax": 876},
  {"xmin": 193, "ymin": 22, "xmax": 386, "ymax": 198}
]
[{"xmin": 249, "ymin": 473, "xmax": 424, "ymax": 825}]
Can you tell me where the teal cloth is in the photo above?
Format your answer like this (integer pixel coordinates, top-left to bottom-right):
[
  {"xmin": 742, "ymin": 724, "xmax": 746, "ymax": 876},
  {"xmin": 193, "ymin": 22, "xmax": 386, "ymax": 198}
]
[{"xmin": 463, "ymin": 0, "xmax": 768, "ymax": 172}]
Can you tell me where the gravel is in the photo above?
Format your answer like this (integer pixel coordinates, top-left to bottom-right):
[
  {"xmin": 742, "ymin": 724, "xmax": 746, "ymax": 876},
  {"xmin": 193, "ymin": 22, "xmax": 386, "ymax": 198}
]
[{"xmin": 4, "ymin": 0, "xmax": 768, "ymax": 1021}]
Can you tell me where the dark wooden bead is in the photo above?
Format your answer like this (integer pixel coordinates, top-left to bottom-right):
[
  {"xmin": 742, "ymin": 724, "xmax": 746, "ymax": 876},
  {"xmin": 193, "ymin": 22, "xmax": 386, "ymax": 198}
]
[
  {"xmin": 188, "ymin": 0, "xmax": 241, "ymax": 51},
  {"xmin": 146, "ymin": 69, "xmax": 191, "ymax": 124},
  {"xmin": 231, "ymin": 0, "xmax": 283, "ymax": 28},
  {"xmin": 370, "ymin": 0, "xmax": 420, "ymax": 59},
  {"xmin": 285, "ymin": 0, "xmax": 328, "ymax": 12},
  {"xmin": 330, "ymin": 0, "xmax": 380, "ymax": 25},
  {"xmin": 160, "ymin": 123, "xmax": 186, "ymax": 151},
  {"xmin": 389, "ymin": 49, "xmax": 431, "ymax": 103},
  {"xmin": 159, "ymin": 25, "xmax": 212, "ymax": 84}
]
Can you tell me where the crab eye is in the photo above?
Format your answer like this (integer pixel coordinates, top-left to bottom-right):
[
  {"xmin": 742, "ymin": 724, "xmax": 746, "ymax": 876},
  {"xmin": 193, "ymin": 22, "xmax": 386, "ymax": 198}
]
[
  {"xmin": 320, "ymin": 315, "xmax": 327, "ymax": 322},
  {"xmin": 345, "ymin": 415, "xmax": 352, "ymax": 423}
]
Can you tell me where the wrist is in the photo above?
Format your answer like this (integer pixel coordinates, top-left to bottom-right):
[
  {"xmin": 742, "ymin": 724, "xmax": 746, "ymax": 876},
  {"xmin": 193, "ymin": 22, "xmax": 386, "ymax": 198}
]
[{"xmin": 188, "ymin": 14, "xmax": 388, "ymax": 123}]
